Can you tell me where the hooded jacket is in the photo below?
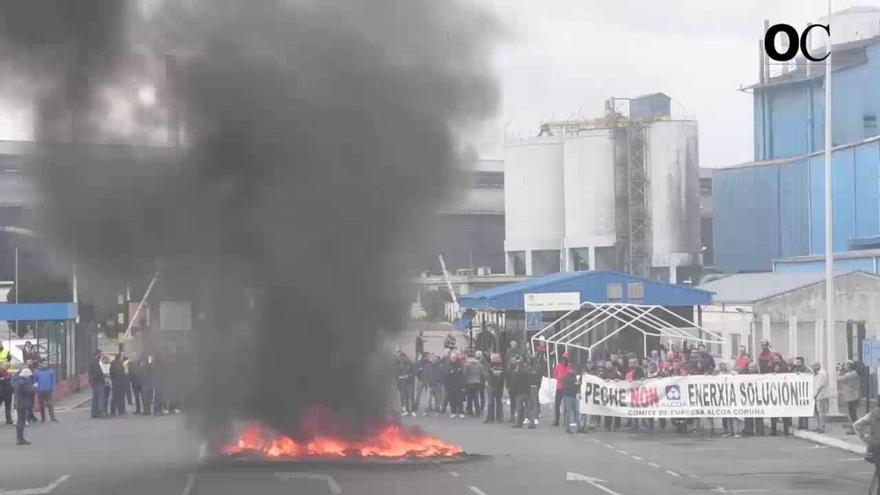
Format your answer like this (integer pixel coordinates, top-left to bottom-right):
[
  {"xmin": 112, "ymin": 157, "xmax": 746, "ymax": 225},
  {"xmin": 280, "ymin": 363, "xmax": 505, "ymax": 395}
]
[
  {"xmin": 510, "ymin": 360, "xmax": 532, "ymax": 396},
  {"xmin": 463, "ymin": 357, "xmax": 484, "ymax": 385},
  {"xmin": 88, "ymin": 357, "xmax": 105, "ymax": 386},
  {"xmin": 12, "ymin": 372, "xmax": 35, "ymax": 409},
  {"xmin": 445, "ymin": 360, "xmax": 464, "ymax": 391},
  {"xmin": 109, "ymin": 359, "xmax": 127, "ymax": 384},
  {"xmin": 486, "ymin": 362, "xmax": 505, "ymax": 391}
]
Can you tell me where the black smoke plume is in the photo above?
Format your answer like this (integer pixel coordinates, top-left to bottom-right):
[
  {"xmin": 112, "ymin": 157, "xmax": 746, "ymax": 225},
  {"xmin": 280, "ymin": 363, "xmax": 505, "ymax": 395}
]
[{"xmin": 0, "ymin": 0, "xmax": 497, "ymax": 438}]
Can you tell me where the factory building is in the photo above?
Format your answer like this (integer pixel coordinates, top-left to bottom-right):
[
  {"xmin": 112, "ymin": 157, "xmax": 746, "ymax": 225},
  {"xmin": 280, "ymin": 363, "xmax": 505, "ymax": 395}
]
[
  {"xmin": 714, "ymin": 6, "xmax": 880, "ymax": 274},
  {"xmin": 425, "ymin": 158, "xmax": 505, "ymax": 275},
  {"xmin": 504, "ymin": 93, "xmax": 702, "ymax": 284}
]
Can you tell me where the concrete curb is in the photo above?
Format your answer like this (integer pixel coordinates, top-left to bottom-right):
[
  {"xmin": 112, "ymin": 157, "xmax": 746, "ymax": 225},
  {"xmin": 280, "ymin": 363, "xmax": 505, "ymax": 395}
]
[{"xmin": 793, "ymin": 429, "xmax": 866, "ymax": 455}]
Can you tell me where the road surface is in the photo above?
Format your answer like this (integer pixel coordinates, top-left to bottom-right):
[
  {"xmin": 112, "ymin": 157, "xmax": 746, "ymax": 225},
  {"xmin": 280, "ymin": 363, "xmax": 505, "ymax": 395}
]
[{"xmin": 0, "ymin": 403, "xmax": 872, "ymax": 495}]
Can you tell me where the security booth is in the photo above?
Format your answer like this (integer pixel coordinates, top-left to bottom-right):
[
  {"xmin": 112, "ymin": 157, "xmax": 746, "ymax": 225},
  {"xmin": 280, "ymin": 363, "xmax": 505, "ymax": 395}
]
[
  {"xmin": 458, "ymin": 270, "xmax": 720, "ymax": 367},
  {"xmin": 0, "ymin": 302, "xmax": 78, "ymax": 379}
]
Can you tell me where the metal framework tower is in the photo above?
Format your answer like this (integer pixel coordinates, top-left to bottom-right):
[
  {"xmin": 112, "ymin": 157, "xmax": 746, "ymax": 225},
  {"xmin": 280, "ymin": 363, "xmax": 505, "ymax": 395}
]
[{"xmin": 613, "ymin": 123, "xmax": 650, "ymax": 277}]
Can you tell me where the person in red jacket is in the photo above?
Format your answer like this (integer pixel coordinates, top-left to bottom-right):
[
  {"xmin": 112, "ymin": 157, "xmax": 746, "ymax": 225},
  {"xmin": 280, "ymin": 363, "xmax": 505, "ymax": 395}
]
[{"xmin": 552, "ymin": 352, "xmax": 572, "ymax": 427}]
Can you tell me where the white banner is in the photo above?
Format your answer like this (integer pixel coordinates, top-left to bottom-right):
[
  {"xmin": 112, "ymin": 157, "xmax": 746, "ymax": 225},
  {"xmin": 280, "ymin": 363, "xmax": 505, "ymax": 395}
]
[
  {"xmin": 523, "ymin": 292, "xmax": 580, "ymax": 312},
  {"xmin": 539, "ymin": 376, "xmax": 557, "ymax": 405},
  {"xmin": 579, "ymin": 373, "xmax": 814, "ymax": 418}
]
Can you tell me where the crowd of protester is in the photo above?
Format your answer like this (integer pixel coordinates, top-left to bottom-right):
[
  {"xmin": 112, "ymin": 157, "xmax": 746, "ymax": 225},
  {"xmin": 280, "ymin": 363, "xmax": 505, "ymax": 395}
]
[
  {"xmin": 0, "ymin": 343, "xmax": 187, "ymax": 446},
  {"xmin": 87, "ymin": 349, "xmax": 184, "ymax": 421},
  {"xmin": 0, "ymin": 341, "xmax": 59, "ymax": 445},
  {"xmin": 398, "ymin": 332, "xmax": 864, "ymax": 439}
]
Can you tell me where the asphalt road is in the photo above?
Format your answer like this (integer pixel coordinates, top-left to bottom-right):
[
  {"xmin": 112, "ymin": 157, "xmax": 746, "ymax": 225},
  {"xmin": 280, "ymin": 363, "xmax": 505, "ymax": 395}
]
[{"xmin": 0, "ymin": 402, "xmax": 874, "ymax": 495}]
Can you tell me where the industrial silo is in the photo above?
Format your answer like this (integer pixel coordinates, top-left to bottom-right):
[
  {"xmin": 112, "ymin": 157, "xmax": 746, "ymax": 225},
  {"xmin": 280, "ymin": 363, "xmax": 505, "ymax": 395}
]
[
  {"xmin": 646, "ymin": 120, "xmax": 701, "ymax": 281},
  {"xmin": 503, "ymin": 137, "xmax": 564, "ymax": 276},
  {"xmin": 562, "ymin": 129, "xmax": 617, "ymax": 271}
]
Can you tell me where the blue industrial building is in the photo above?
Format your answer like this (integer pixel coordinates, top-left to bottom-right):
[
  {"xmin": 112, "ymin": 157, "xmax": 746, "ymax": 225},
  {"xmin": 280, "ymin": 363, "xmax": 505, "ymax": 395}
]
[{"xmin": 714, "ymin": 17, "xmax": 880, "ymax": 273}]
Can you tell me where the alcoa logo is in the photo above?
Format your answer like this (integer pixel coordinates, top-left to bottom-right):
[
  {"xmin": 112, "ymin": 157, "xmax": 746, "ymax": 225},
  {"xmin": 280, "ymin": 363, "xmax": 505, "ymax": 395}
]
[{"xmin": 665, "ymin": 385, "xmax": 684, "ymax": 407}]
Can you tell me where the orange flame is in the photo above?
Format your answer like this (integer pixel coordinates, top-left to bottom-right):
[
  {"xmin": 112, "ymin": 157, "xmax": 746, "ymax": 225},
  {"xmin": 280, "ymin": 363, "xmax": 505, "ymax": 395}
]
[{"xmin": 221, "ymin": 422, "xmax": 463, "ymax": 459}]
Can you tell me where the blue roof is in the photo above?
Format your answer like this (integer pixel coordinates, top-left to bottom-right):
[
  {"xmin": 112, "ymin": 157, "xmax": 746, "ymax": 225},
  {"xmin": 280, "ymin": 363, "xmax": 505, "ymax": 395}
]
[
  {"xmin": 0, "ymin": 303, "xmax": 77, "ymax": 321},
  {"xmin": 459, "ymin": 270, "xmax": 712, "ymax": 311}
]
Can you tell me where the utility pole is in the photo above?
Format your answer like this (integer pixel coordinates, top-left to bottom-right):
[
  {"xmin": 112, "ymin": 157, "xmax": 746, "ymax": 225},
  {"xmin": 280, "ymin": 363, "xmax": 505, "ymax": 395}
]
[{"xmin": 824, "ymin": 0, "xmax": 839, "ymax": 416}]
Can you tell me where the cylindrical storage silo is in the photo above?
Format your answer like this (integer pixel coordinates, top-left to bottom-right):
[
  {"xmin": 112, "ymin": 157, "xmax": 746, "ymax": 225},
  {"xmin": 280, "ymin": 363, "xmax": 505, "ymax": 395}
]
[
  {"xmin": 504, "ymin": 137, "xmax": 564, "ymax": 274},
  {"xmin": 646, "ymin": 120, "xmax": 701, "ymax": 268},
  {"xmin": 563, "ymin": 129, "xmax": 617, "ymax": 269}
]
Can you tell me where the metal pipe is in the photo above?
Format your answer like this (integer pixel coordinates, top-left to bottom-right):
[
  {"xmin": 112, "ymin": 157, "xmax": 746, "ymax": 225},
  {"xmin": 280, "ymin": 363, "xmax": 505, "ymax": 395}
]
[{"xmin": 122, "ymin": 274, "xmax": 159, "ymax": 341}]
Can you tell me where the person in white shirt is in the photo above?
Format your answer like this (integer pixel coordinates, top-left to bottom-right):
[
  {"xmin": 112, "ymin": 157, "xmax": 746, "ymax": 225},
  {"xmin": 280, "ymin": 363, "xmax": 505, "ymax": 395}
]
[{"xmin": 811, "ymin": 362, "xmax": 829, "ymax": 433}]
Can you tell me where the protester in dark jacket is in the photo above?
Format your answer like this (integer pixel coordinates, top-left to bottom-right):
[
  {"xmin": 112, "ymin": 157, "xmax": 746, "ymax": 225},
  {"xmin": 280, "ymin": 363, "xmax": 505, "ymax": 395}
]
[
  {"xmin": 600, "ymin": 361, "xmax": 622, "ymax": 431},
  {"xmin": 0, "ymin": 363, "xmax": 12, "ymax": 424},
  {"xmin": 395, "ymin": 351, "xmax": 414, "ymax": 416},
  {"xmin": 511, "ymin": 356, "xmax": 535, "ymax": 429},
  {"xmin": 425, "ymin": 355, "xmax": 443, "ymax": 414},
  {"xmin": 12, "ymin": 368, "xmax": 36, "ymax": 445},
  {"xmin": 697, "ymin": 344, "xmax": 716, "ymax": 373},
  {"xmin": 445, "ymin": 354, "xmax": 465, "ymax": 418},
  {"xmin": 88, "ymin": 351, "xmax": 106, "ymax": 419},
  {"xmin": 769, "ymin": 360, "xmax": 791, "ymax": 436},
  {"xmin": 463, "ymin": 353, "xmax": 485, "ymax": 416},
  {"xmin": 129, "ymin": 358, "xmax": 144, "ymax": 414},
  {"xmin": 484, "ymin": 353, "xmax": 505, "ymax": 423},
  {"xmin": 505, "ymin": 357, "xmax": 517, "ymax": 422},
  {"xmin": 436, "ymin": 355, "xmax": 451, "ymax": 414},
  {"xmin": 562, "ymin": 364, "xmax": 582, "ymax": 433},
  {"xmin": 140, "ymin": 356, "xmax": 155, "ymax": 415},
  {"xmin": 109, "ymin": 355, "xmax": 127, "ymax": 416},
  {"xmin": 413, "ymin": 353, "xmax": 430, "ymax": 415}
]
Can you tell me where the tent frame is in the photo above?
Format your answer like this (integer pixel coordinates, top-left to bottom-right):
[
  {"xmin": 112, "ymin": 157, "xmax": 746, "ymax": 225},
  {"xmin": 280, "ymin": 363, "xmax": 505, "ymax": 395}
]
[{"xmin": 530, "ymin": 302, "xmax": 725, "ymax": 375}]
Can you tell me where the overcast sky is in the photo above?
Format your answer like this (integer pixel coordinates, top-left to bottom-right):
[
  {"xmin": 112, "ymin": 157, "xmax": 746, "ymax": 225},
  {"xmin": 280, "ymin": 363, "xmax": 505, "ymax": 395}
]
[
  {"xmin": 475, "ymin": 0, "xmax": 875, "ymax": 167},
  {"xmin": 2, "ymin": 0, "xmax": 877, "ymax": 169}
]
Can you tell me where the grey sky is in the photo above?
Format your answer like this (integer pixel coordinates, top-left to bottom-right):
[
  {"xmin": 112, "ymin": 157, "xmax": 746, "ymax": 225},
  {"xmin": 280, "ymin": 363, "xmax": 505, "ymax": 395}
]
[
  {"xmin": 1, "ymin": 0, "xmax": 873, "ymax": 170},
  {"xmin": 476, "ymin": 0, "xmax": 870, "ymax": 167}
]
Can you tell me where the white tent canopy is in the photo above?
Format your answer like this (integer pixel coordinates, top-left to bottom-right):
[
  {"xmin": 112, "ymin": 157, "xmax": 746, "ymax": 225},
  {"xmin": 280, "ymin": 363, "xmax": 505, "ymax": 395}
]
[{"xmin": 530, "ymin": 302, "xmax": 725, "ymax": 367}]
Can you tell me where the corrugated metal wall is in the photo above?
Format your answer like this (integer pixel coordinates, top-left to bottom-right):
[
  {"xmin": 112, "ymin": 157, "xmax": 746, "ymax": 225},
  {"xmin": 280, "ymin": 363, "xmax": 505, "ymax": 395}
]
[
  {"xmin": 714, "ymin": 164, "xmax": 780, "ymax": 272},
  {"xmin": 755, "ymin": 44, "xmax": 880, "ymax": 161},
  {"xmin": 715, "ymin": 139, "xmax": 880, "ymax": 272},
  {"xmin": 778, "ymin": 159, "xmax": 810, "ymax": 258}
]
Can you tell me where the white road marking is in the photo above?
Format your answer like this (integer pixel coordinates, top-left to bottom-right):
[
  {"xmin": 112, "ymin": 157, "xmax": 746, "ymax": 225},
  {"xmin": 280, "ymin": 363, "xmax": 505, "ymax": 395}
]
[
  {"xmin": 604, "ymin": 443, "xmax": 614, "ymax": 449},
  {"xmin": 566, "ymin": 473, "xmax": 623, "ymax": 495},
  {"xmin": 181, "ymin": 474, "xmax": 195, "ymax": 495},
  {"xmin": 711, "ymin": 488, "xmax": 769, "ymax": 494},
  {"xmin": 616, "ymin": 450, "xmax": 629, "ymax": 455},
  {"xmin": 778, "ymin": 445, "xmax": 828, "ymax": 450},
  {"xmin": 694, "ymin": 447, "xmax": 734, "ymax": 452},
  {"xmin": 665, "ymin": 470, "xmax": 680, "ymax": 477},
  {"xmin": 1, "ymin": 475, "xmax": 71, "ymax": 495},
  {"xmin": 448, "ymin": 471, "xmax": 460, "ymax": 477},
  {"xmin": 469, "ymin": 486, "xmax": 488, "ymax": 495},
  {"xmin": 590, "ymin": 438, "xmax": 601, "ymax": 443},
  {"xmin": 648, "ymin": 462, "xmax": 661, "ymax": 468},
  {"xmin": 834, "ymin": 457, "xmax": 864, "ymax": 462},
  {"xmin": 688, "ymin": 473, "xmax": 699, "ymax": 480},
  {"xmin": 276, "ymin": 473, "xmax": 341, "ymax": 494},
  {"xmin": 631, "ymin": 455, "xmax": 643, "ymax": 461}
]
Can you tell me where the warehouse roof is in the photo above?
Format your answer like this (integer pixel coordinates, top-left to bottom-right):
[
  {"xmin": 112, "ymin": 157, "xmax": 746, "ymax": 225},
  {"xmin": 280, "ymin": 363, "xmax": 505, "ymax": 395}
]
[
  {"xmin": 698, "ymin": 271, "xmax": 878, "ymax": 304},
  {"xmin": 459, "ymin": 270, "xmax": 711, "ymax": 311}
]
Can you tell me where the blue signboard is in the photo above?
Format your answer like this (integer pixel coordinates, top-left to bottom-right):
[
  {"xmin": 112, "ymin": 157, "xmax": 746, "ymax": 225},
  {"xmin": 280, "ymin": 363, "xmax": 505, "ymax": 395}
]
[
  {"xmin": 864, "ymin": 339, "xmax": 880, "ymax": 368},
  {"xmin": 526, "ymin": 312, "xmax": 543, "ymax": 331}
]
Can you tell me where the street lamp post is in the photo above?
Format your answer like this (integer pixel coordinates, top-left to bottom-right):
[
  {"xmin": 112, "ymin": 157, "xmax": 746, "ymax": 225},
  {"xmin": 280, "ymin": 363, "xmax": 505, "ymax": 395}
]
[{"xmin": 824, "ymin": 0, "xmax": 839, "ymax": 416}]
